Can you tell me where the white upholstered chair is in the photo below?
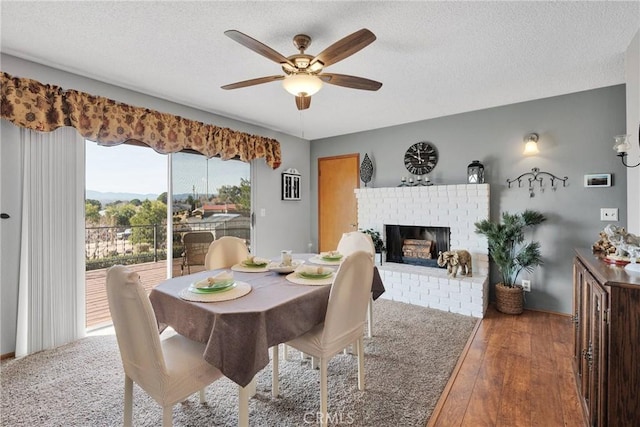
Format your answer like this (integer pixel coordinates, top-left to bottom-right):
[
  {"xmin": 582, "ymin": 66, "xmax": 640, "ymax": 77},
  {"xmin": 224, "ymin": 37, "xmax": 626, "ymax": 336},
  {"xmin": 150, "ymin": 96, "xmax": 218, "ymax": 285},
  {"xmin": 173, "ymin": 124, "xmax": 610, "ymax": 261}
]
[
  {"xmin": 337, "ymin": 231, "xmax": 376, "ymax": 337},
  {"xmin": 204, "ymin": 235, "xmax": 249, "ymax": 270},
  {"xmin": 106, "ymin": 265, "xmax": 224, "ymax": 427},
  {"xmin": 273, "ymin": 251, "xmax": 374, "ymax": 427}
]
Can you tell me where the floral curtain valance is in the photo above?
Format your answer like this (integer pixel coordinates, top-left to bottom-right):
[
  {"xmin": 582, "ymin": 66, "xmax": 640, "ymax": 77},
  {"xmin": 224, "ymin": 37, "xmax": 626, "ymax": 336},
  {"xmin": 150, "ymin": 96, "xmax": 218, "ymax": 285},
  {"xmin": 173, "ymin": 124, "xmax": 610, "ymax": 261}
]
[{"xmin": 0, "ymin": 71, "xmax": 281, "ymax": 169}]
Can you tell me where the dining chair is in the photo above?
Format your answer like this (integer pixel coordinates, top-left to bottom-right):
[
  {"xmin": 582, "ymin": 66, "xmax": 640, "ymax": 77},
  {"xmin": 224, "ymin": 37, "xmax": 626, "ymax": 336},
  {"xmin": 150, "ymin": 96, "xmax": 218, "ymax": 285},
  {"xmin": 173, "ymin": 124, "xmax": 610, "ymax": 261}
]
[
  {"xmin": 180, "ymin": 231, "xmax": 214, "ymax": 275},
  {"xmin": 204, "ymin": 235, "xmax": 249, "ymax": 270},
  {"xmin": 106, "ymin": 265, "xmax": 224, "ymax": 427},
  {"xmin": 273, "ymin": 251, "xmax": 374, "ymax": 427},
  {"xmin": 337, "ymin": 231, "xmax": 376, "ymax": 338}
]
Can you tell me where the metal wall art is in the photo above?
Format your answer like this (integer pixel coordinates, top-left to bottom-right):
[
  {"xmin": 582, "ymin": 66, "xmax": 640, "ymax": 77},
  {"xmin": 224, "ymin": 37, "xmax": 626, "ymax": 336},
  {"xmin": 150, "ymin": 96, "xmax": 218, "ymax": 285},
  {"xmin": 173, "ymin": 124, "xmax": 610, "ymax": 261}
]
[
  {"xmin": 360, "ymin": 153, "xmax": 374, "ymax": 187},
  {"xmin": 507, "ymin": 167, "xmax": 568, "ymax": 197},
  {"xmin": 281, "ymin": 168, "xmax": 301, "ymax": 200}
]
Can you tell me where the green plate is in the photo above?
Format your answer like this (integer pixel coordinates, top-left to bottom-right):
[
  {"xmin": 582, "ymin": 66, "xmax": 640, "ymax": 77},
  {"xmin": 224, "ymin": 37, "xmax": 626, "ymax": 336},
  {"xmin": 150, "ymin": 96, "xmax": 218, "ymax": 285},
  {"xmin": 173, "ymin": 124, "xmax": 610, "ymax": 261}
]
[
  {"xmin": 189, "ymin": 282, "xmax": 237, "ymax": 294},
  {"xmin": 321, "ymin": 254, "xmax": 343, "ymax": 261},
  {"xmin": 241, "ymin": 261, "xmax": 268, "ymax": 268},
  {"xmin": 298, "ymin": 271, "xmax": 333, "ymax": 280}
]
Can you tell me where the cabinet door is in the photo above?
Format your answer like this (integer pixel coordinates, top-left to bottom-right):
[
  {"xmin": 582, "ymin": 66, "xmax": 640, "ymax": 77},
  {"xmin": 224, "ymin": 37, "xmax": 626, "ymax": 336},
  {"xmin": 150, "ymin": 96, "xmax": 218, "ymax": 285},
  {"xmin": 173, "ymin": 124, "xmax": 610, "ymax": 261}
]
[
  {"xmin": 572, "ymin": 259, "xmax": 585, "ymax": 376},
  {"xmin": 580, "ymin": 270, "xmax": 593, "ymax": 405},
  {"xmin": 588, "ymin": 277, "xmax": 608, "ymax": 427}
]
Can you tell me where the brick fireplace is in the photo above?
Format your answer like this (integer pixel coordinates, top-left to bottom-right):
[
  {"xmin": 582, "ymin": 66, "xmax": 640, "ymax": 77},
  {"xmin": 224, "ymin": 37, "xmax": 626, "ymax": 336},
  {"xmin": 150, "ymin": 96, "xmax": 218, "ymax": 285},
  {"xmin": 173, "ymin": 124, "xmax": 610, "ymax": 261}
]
[{"xmin": 355, "ymin": 184, "xmax": 490, "ymax": 318}]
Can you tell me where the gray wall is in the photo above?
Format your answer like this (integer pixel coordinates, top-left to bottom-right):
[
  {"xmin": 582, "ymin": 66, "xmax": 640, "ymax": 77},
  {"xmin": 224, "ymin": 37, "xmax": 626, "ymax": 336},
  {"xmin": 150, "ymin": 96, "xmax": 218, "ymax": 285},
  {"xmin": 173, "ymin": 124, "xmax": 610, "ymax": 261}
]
[
  {"xmin": 0, "ymin": 54, "xmax": 311, "ymax": 354},
  {"xmin": 310, "ymin": 86, "xmax": 628, "ymax": 314}
]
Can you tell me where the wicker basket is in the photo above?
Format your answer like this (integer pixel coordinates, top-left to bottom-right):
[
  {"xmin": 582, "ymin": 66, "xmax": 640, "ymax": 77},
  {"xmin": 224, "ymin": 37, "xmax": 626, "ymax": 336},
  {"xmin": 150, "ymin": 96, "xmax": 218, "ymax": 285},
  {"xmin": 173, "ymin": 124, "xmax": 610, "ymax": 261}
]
[{"xmin": 495, "ymin": 283, "xmax": 524, "ymax": 314}]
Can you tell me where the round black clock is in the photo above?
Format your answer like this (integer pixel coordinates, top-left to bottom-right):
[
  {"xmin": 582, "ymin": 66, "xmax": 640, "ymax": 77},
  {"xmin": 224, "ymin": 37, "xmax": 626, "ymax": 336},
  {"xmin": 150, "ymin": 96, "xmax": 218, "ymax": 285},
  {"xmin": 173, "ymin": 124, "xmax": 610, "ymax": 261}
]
[{"xmin": 404, "ymin": 142, "xmax": 438, "ymax": 175}]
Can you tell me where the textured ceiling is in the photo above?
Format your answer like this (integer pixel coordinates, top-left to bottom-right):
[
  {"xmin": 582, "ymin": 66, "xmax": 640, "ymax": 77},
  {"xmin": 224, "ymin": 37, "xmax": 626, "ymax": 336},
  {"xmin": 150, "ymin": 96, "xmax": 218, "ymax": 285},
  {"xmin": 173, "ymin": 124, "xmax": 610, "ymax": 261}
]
[{"xmin": 1, "ymin": 1, "xmax": 638, "ymax": 140}]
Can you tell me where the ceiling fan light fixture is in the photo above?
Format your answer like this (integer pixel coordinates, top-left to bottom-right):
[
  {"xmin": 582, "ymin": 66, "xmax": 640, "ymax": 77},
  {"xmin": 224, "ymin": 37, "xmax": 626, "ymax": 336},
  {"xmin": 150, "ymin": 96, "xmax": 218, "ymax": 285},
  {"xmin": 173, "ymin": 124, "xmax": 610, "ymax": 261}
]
[{"xmin": 282, "ymin": 74, "xmax": 323, "ymax": 96}]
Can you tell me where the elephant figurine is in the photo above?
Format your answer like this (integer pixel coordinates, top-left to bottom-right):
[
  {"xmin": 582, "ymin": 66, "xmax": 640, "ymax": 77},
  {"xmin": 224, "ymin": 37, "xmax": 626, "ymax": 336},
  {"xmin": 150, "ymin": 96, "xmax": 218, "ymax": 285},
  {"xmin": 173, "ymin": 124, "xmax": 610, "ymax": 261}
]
[{"xmin": 437, "ymin": 250, "xmax": 472, "ymax": 278}]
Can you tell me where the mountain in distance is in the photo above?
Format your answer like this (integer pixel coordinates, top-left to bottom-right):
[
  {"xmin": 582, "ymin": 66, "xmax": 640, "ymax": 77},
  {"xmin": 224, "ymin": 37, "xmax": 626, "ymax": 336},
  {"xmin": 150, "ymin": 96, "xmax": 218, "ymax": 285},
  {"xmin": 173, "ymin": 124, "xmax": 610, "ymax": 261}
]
[{"xmin": 86, "ymin": 189, "xmax": 160, "ymax": 204}]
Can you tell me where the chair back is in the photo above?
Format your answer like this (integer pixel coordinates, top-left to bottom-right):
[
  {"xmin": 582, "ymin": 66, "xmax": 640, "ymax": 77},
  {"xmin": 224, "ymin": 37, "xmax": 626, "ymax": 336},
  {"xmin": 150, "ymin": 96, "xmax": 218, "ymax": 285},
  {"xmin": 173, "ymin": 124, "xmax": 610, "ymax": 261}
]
[
  {"xmin": 204, "ymin": 236, "xmax": 249, "ymax": 270},
  {"xmin": 337, "ymin": 231, "xmax": 375, "ymax": 260},
  {"xmin": 106, "ymin": 265, "xmax": 167, "ymax": 391},
  {"xmin": 321, "ymin": 251, "xmax": 374, "ymax": 346},
  {"xmin": 182, "ymin": 232, "xmax": 214, "ymax": 268}
]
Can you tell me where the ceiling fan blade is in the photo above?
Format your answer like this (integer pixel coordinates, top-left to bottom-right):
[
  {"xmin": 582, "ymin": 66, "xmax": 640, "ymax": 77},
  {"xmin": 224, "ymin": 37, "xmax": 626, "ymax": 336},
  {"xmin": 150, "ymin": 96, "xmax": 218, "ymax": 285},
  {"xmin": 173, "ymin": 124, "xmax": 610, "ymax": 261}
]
[
  {"xmin": 311, "ymin": 28, "xmax": 376, "ymax": 68},
  {"xmin": 225, "ymin": 30, "xmax": 296, "ymax": 68},
  {"xmin": 295, "ymin": 95, "xmax": 311, "ymax": 110},
  {"xmin": 221, "ymin": 75, "xmax": 284, "ymax": 90},
  {"xmin": 320, "ymin": 73, "xmax": 382, "ymax": 91}
]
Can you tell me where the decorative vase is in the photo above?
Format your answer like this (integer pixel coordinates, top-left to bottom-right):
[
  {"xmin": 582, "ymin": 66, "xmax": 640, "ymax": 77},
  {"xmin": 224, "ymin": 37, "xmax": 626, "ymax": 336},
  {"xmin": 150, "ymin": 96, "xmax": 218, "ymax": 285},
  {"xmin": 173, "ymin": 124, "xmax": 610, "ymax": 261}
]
[
  {"xmin": 495, "ymin": 282, "xmax": 524, "ymax": 314},
  {"xmin": 360, "ymin": 153, "xmax": 374, "ymax": 187}
]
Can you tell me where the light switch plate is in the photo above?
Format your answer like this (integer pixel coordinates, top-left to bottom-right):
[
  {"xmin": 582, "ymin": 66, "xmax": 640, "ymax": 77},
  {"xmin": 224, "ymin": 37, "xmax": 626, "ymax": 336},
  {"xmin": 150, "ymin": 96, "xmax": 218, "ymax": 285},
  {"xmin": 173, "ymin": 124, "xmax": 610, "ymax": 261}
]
[{"xmin": 600, "ymin": 208, "xmax": 618, "ymax": 221}]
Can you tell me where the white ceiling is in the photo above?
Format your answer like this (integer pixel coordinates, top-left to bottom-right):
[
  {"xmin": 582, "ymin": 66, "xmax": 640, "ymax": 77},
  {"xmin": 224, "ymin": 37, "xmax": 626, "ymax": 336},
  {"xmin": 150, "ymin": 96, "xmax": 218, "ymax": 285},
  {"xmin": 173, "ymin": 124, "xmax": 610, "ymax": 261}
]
[{"xmin": 1, "ymin": 1, "xmax": 638, "ymax": 140}]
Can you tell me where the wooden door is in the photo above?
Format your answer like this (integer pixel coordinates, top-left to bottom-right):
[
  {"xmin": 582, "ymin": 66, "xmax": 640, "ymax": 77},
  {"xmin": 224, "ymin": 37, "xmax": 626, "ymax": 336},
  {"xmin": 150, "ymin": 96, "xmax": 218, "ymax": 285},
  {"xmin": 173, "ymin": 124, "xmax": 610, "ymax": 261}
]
[
  {"xmin": 318, "ymin": 154, "xmax": 359, "ymax": 252},
  {"xmin": 580, "ymin": 271, "xmax": 593, "ymax": 407},
  {"xmin": 589, "ymin": 281, "xmax": 608, "ymax": 427},
  {"xmin": 572, "ymin": 259, "xmax": 585, "ymax": 376}
]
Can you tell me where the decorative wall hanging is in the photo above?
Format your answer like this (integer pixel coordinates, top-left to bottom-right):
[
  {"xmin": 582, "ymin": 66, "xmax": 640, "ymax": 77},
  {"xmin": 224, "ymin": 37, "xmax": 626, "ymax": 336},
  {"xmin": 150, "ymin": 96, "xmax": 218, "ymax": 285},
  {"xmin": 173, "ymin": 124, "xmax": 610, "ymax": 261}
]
[
  {"xmin": 584, "ymin": 173, "xmax": 611, "ymax": 188},
  {"xmin": 507, "ymin": 167, "xmax": 568, "ymax": 197},
  {"xmin": 281, "ymin": 168, "xmax": 301, "ymax": 200},
  {"xmin": 360, "ymin": 153, "xmax": 374, "ymax": 187},
  {"xmin": 404, "ymin": 141, "xmax": 438, "ymax": 175}
]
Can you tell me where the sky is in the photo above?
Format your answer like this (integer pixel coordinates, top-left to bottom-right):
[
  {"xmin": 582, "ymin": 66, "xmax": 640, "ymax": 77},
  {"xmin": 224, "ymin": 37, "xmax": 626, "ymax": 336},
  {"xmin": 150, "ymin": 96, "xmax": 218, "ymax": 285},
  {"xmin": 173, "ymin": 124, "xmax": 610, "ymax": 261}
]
[{"xmin": 85, "ymin": 142, "xmax": 250, "ymax": 196}]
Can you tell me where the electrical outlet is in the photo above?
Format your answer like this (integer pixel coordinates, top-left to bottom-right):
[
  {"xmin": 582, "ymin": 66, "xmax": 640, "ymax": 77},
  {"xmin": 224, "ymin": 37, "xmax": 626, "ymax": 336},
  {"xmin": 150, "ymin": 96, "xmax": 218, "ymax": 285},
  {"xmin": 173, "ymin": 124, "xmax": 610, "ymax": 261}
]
[
  {"xmin": 522, "ymin": 279, "xmax": 531, "ymax": 292},
  {"xmin": 600, "ymin": 208, "xmax": 618, "ymax": 221}
]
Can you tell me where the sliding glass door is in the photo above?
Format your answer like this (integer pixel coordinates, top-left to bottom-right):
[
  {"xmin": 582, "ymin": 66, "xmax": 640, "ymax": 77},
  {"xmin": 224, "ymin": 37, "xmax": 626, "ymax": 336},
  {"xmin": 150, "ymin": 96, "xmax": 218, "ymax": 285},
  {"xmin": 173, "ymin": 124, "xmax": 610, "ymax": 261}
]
[{"xmin": 170, "ymin": 152, "xmax": 251, "ymax": 277}]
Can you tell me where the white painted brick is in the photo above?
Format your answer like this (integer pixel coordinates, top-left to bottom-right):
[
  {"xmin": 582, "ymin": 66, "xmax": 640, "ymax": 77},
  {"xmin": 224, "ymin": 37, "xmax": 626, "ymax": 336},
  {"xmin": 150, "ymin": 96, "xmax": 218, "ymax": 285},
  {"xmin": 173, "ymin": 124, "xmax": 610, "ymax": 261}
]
[
  {"xmin": 431, "ymin": 288, "xmax": 450, "ymax": 298},
  {"xmin": 360, "ymin": 183, "xmax": 489, "ymax": 318}
]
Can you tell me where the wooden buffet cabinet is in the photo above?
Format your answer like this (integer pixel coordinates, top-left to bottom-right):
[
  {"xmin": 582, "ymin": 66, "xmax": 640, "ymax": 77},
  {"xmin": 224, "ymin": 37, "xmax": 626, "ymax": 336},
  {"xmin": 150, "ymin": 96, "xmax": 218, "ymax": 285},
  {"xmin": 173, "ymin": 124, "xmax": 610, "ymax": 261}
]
[{"xmin": 572, "ymin": 249, "xmax": 640, "ymax": 427}]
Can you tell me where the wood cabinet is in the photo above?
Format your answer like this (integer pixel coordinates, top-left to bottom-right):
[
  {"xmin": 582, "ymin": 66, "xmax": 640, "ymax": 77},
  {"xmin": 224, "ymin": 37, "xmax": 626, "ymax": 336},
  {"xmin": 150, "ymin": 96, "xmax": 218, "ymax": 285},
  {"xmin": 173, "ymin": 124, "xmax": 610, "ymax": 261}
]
[{"xmin": 573, "ymin": 249, "xmax": 640, "ymax": 427}]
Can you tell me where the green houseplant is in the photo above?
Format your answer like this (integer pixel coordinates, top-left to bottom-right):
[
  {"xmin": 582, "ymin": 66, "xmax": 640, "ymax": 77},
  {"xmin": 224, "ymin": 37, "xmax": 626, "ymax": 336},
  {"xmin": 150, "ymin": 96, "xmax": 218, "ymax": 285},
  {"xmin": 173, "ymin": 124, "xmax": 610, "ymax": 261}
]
[
  {"xmin": 474, "ymin": 210, "xmax": 546, "ymax": 314},
  {"xmin": 361, "ymin": 228, "xmax": 385, "ymax": 263}
]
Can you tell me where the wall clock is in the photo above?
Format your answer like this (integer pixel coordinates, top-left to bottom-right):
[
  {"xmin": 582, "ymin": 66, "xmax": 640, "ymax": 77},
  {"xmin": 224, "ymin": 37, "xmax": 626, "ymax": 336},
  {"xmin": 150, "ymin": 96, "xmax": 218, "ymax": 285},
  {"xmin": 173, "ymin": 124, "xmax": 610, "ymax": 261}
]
[{"xmin": 404, "ymin": 142, "xmax": 438, "ymax": 175}]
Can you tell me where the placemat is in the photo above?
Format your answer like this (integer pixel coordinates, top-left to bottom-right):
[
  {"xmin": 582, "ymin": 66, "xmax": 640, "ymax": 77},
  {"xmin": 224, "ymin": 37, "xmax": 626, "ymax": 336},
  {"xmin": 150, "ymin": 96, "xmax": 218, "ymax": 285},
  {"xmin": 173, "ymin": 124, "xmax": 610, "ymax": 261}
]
[
  {"xmin": 285, "ymin": 272, "xmax": 334, "ymax": 286},
  {"xmin": 231, "ymin": 264, "xmax": 269, "ymax": 273},
  {"xmin": 179, "ymin": 281, "xmax": 252, "ymax": 302},
  {"xmin": 308, "ymin": 256, "xmax": 342, "ymax": 266}
]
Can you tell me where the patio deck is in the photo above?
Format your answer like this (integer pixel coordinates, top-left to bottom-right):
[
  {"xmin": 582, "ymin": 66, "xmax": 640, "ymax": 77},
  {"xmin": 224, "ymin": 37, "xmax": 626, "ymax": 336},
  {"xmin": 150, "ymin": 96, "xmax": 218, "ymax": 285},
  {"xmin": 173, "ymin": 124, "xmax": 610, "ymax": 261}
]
[{"xmin": 85, "ymin": 259, "xmax": 206, "ymax": 329}]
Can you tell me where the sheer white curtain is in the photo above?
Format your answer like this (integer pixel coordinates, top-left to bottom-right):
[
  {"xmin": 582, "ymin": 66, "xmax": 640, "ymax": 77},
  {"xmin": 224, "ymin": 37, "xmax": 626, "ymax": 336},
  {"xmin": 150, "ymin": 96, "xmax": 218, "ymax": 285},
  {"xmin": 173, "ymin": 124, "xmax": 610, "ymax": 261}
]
[{"xmin": 15, "ymin": 127, "xmax": 86, "ymax": 358}]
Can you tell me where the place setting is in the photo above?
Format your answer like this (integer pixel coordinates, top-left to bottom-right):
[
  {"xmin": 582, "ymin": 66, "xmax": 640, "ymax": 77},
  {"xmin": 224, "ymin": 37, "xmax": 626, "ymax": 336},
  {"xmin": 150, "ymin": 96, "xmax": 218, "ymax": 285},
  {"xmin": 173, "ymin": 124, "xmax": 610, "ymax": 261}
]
[
  {"xmin": 308, "ymin": 250, "xmax": 344, "ymax": 266},
  {"xmin": 286, "ymin": 265, "xmax": 335, "ymax": 286},
  {"xmin": 231, "ymin": 255, "xmax": 270, "ymax": 272},
  {"xmin": 179, "ymin": 271, "xmax": 252, "ymax": 302},
  {"xmin": 267, "ymin": 250, "xmax": 305, "ymax": 274}
]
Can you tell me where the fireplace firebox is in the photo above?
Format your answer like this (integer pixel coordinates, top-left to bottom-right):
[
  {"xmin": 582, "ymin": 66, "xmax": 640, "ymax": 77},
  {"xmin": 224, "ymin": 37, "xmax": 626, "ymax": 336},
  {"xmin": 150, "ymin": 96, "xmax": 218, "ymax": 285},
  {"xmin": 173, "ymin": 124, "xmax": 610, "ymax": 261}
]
[{"xmin": 385, "ymin": 225, "xmax": 451, "ymax": 268}]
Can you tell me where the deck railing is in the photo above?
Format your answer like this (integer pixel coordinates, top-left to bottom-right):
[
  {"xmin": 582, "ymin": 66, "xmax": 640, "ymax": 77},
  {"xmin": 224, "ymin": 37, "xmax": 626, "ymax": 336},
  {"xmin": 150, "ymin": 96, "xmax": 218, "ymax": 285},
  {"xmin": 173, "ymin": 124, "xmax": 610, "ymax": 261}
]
[{"xmin": 85, "ymin": 220, "xmax": 250, "ymax": 271}]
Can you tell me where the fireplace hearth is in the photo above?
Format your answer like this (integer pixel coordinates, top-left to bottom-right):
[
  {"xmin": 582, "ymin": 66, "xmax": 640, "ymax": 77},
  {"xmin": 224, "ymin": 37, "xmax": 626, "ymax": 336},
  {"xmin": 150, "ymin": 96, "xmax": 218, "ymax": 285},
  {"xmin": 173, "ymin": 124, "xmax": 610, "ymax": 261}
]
[{"xmin": 385, "ymin": 224, "xmax": 450, "ymax": 268}]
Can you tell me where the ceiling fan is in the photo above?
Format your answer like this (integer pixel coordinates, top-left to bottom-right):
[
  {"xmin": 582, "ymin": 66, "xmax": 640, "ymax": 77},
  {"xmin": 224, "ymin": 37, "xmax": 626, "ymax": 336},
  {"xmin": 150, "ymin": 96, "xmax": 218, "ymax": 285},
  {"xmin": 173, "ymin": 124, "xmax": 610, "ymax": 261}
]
[{"xmin": 221, "ymin": 28, "xmax": 382, "ymax": 110}]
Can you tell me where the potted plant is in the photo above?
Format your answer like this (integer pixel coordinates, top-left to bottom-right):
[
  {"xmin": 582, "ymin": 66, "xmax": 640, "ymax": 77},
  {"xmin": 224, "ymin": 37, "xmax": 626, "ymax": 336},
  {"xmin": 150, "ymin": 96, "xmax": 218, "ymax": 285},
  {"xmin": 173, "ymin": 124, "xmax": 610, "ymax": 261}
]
[
  {"xmin": 361, "ymin": 228, "xmax": 385, "ymax": 263},
  {"xmin": 474, "ymin": 210, "xmax": 546, "ymax": 314}
]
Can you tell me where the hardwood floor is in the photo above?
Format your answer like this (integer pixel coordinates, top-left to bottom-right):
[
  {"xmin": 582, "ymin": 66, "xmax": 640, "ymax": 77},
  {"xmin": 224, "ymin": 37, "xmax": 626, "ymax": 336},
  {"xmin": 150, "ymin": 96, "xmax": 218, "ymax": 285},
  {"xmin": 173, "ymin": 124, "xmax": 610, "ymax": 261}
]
[{"xmin": 428, "ymin": 307, "xmax": 586, "ymax": 427}]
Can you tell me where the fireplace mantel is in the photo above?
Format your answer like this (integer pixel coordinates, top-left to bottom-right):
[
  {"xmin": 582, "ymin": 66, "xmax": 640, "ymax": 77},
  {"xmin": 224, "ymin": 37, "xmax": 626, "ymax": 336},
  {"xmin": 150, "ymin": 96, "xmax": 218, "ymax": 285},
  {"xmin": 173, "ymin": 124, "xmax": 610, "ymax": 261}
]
[{"xmin": 356, "ymin": 184, "xmax": 490, "ymax": 317}]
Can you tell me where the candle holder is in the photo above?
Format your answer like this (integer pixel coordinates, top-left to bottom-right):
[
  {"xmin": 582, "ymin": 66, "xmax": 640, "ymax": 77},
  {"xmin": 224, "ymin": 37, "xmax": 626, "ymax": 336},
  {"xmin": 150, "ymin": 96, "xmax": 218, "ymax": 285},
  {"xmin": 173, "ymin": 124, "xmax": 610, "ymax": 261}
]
[{"xmin": 398, "ymin": 176, "xmax": 409, "ymax": 187}]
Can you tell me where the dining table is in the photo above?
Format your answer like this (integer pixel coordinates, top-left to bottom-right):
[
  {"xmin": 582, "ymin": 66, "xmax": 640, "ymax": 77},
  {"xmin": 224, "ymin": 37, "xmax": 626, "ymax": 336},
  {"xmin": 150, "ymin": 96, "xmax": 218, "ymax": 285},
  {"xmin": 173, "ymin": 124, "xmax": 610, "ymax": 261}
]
[{"xmin": 149, "ymin": 253, "xmax": 385, "ymax": 426}]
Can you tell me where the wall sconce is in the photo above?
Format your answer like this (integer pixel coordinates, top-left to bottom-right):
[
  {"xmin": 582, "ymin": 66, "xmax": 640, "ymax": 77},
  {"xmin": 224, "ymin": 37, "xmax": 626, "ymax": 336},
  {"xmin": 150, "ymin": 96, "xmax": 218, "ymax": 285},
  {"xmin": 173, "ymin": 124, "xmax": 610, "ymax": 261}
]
[
  {"xmin": 523, "ymin": 133, "xmax": 539, "ymax": 155},
  {"xmin": 613, "ymin": 129, "xmax": 640, "ymax": 168}
]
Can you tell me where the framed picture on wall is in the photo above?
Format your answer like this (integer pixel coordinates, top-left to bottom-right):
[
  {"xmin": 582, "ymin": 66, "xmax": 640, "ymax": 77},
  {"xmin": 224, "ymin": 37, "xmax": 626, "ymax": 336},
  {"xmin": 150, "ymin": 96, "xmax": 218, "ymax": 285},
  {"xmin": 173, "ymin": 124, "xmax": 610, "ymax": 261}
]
[
  {"xmin": 281, "ymin": 168, "xmax": 301, "ymax": 200},
  {"xmin": 584, "ymin": 173, "xmax": 611, "ymax": 188}
]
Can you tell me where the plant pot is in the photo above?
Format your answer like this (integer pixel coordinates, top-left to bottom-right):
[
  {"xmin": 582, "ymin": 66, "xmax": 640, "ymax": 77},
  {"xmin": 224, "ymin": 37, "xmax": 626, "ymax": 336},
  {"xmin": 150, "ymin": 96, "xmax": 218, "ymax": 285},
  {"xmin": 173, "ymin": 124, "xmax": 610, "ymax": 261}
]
[{"xmin": 495, "ymin": 283, "xmax": 524, "ymax": 314}]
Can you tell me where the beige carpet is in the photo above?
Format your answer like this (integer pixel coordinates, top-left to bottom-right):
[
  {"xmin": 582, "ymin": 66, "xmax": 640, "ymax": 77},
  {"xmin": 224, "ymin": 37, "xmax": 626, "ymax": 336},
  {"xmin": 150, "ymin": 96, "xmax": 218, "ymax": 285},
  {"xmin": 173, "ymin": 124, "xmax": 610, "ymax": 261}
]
[{"xmin": 1, "ymin": 299, "xmax": 477, "ymax": 426}]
